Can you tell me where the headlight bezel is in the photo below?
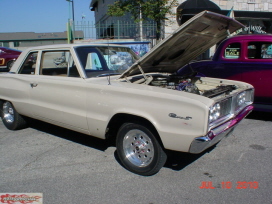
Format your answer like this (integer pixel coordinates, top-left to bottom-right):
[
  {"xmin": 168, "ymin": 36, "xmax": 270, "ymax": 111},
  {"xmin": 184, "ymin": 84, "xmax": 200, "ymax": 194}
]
[
  {"xmin": 235, "ymin": 89, "xmax": 254, "ymax": 112},
  {"xmin": 208, "ymin": 89, "xmax": 254, "ymax": 129},
  {"xmin": 209, "ymin": 102, "xmax": 221, "ymax": 123}
]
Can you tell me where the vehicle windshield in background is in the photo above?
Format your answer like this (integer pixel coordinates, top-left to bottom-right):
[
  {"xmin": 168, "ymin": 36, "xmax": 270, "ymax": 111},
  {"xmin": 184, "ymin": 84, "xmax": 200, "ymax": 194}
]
[{"xmin": 74, "ymin": 46, "xmax": 139, "ymax": 78}]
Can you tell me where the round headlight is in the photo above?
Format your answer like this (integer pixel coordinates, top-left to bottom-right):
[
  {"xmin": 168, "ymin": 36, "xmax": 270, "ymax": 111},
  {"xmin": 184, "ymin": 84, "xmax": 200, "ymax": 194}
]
[
  {"xmin": 209, "ymin": 103, "xmax": 221, "ymax": 122},
  {"xmin": 237, "ymin": 92, "xmax": 246, "ymax": 106}
]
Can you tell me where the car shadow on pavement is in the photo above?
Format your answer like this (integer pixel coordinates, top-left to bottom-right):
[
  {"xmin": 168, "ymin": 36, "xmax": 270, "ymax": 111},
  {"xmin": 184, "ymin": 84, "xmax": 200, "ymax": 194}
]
[
  {"xmin": 113, "ymin": 147, "xmax": 217, "ymax": 174},
  {"xmin": 27, "ymin": 118, "xmax": 219, "ymax": 174},
  {"xmin": 163, "ymin": 145, "xmax": 216, "ymax": 172},
  {"xmin": 27, "ymin": 119, "xmax": 110, "ymax": 152}
]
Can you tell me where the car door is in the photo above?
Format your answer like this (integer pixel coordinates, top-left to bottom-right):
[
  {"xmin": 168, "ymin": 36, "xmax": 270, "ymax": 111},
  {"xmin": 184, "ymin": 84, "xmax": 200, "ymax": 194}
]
[
  {"xmin": 29, "ymin": 49, "xmax": 89, "ymax": 133},
  {"xmin": 212, "ymin": 42, "xmax": 244, "ymax": 81},
  {"xmin": 3, "ymin": 51, "xmax": 39, "ymax": 116},
  {"xmin": 179, "ymin": 42, "xmax": 244, "ymax": 81},
  {"xmin": 241, "ymin": 41, "xmax": 272, "ymax": 104}
]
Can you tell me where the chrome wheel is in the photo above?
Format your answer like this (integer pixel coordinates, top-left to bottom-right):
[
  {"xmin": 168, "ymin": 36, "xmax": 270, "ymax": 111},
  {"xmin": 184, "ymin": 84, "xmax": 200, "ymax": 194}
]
[
  {"xmin": 117, "ymin": 123, "xmax": 167, "ymax": 176},
  {"xmin": 1, "ymin": 101, "xmax": 27, "ymax": 130},
  {"xmin": 123, "ymin": 129, "xmax": 155, "ymax": 167},
  {"xmin": 3, "ymin": 102, "xmax": 15, "ymax": 123}
]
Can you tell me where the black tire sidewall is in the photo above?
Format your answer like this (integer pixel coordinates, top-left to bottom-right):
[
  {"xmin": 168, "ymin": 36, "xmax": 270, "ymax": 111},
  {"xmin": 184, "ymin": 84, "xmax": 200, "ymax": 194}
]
[
  {"xmin": 1, "ymin": 102, "xmax": 25, "ymax": 130},
  {"xmin": 116, "ymin": 123, "xmax": 166, "ymax": 176}
]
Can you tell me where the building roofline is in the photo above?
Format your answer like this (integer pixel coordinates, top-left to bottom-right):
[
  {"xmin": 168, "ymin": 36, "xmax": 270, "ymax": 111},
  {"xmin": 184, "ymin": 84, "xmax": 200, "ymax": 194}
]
[{"xmin": 0, "ymin": 31, "xmax": 84, "ymax": 41}]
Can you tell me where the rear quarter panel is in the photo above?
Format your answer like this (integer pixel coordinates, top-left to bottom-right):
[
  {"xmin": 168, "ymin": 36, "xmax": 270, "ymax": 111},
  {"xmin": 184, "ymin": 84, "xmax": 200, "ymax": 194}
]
[{"xmin": 0, "ymin": 73, "xmax": 33, "ymax": 116}]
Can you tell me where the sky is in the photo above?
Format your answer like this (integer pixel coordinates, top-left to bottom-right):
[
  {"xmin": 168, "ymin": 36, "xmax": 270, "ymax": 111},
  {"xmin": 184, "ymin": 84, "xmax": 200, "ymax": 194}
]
[{"xmin": 0, "ymin": 0, "xmax": 95, "ymax": 33}]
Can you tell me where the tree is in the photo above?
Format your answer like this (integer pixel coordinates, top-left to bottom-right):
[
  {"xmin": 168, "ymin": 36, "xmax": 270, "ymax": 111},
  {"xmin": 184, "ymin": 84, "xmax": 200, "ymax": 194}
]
[{"xmin": 107, "ymin": 0, "xmax": 178, "ymax": 40}]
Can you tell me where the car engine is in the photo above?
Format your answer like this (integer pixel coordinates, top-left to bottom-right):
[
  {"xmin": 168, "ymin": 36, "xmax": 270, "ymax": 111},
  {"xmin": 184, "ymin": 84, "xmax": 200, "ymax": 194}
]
[{"xmin": 129, "ymin": 74, "xmax": 237, "ymax": 98}]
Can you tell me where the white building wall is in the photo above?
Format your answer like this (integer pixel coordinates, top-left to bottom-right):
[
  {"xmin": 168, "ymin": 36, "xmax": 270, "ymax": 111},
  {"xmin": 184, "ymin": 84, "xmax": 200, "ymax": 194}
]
[
  {"xmin": 164, "ymin": 0, "xmax": 272, "ymax": 37},
  {"xmin": 93, "ymin": 0, "xmax": 114, "ymax": 22},
  {"xmin": 92, "ymin": 0, "xmax": 131, "ymax": 23},
  {"xmin": 215, "ymin": 0, "xmax": 272, "ymax": 11},
  {"xmin": 91, "ymin": 0, "xmax": 272, "ymax": 40}
]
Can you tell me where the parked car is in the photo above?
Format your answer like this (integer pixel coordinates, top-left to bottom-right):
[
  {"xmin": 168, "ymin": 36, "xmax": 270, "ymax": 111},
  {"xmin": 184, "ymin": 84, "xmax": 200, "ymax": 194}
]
[
  {"xmin": 178, "ymin": 34, "xmax": 272, "ymax": 111},
  {"xmin": 0, "ymin": 11, "xmax": 254, "ymax": 176},
  {"xmin": 0, "ymin": 47, "xmax": 21, "ymax": 70}
]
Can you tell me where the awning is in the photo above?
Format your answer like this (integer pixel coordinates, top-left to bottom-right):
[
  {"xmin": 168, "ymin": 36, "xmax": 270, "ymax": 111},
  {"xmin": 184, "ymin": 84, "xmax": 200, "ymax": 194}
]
[
  {"xmin": 177, "ymin": 0, "xmax": 221, "ymax": 14},
  {"xmin": 177, "ymin": 0, "xmax": 221, "ymax": 25}
]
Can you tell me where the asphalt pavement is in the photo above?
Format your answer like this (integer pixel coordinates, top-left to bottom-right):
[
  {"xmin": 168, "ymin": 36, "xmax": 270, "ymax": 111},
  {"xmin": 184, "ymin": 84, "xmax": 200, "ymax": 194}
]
[{"xmin": 0, "ymin": 111, "xmax": 271, "ymax": 204}]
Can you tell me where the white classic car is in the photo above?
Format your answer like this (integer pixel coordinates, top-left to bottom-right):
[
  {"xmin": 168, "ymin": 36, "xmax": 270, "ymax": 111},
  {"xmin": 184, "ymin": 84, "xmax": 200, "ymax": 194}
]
[{"xmin": 0, "ymin": 11, "xmax": 254, "ymax": 176}]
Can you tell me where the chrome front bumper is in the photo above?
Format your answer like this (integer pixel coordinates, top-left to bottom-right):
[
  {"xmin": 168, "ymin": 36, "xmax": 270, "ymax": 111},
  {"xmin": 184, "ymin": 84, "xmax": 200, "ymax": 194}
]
[{"xmin": 189, "ymin": 105, "xmax": 253, "ymax": 154}]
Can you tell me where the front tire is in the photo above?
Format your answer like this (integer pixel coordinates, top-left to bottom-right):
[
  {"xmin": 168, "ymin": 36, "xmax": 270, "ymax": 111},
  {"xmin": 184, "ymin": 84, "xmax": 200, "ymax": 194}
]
[
  {"xmin": 1, "ymin": 101, "xmax": 27, "ymax": 130},
  {"xmin": 116, "ymin": 123, "xmax": 167, "ymax": 176}
]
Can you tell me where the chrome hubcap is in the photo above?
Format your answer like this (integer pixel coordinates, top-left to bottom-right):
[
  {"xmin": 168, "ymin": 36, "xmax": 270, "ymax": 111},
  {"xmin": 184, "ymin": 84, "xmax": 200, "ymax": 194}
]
[
  {"xmin": 3, "ymin": 102, "xmax": 14, "ymax": 123},
  {"xmin": 123, "ymin": 129, "xmax": 154, "ymax": 167}
]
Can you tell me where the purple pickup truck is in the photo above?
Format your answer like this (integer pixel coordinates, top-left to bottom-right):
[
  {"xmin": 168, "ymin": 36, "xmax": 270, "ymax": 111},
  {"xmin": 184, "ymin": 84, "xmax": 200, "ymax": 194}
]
[{"xmin": 178, "ymin": 34, "xmax": 272, "ymax": 111}]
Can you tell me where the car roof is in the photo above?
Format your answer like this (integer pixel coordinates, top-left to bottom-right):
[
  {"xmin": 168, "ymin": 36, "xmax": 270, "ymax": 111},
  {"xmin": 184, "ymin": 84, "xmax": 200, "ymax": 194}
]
[{"xmin": 24, "ymin": 43, "xmax": 129, "ymax": 51}]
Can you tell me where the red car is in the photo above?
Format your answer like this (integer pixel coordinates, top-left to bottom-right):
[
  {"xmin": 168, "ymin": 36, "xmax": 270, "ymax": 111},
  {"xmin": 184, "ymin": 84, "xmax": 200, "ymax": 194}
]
[
  {"xmin": 0, "ymin": 47, "xmax": 21, "ymax": 70},
  {"xmin": 178, "ymin": 34, "xmax": 272, "ymax": 112}
]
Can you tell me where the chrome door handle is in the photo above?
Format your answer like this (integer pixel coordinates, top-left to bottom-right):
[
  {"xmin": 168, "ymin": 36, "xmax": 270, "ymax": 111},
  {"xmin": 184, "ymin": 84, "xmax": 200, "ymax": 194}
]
[{"xmin": 30, "ymin": 83, "xmax": 38, "ymax": 87}]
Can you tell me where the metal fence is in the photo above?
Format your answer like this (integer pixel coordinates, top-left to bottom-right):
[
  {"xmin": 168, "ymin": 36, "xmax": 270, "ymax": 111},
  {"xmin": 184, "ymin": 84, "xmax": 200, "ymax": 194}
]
[{"xmin": 75, "ymin": 20, "xmax": 157, "ymax": 41}]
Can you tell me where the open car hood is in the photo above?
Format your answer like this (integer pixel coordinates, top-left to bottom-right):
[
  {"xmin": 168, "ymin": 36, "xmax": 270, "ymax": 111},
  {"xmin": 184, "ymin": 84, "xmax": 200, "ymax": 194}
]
[{"xmin": 120, "ymin": 11, "xmax": 244, "ymax": 79}]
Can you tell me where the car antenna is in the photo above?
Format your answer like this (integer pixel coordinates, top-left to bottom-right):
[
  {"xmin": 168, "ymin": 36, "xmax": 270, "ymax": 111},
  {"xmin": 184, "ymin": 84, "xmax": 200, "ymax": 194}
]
[
  {"xmin": 107, "ymin": 74, "xmax": 111, "ymax": 85},
  {"xmin": 107, "ymin": 39, "xmax": 111, "ymax": 85}
]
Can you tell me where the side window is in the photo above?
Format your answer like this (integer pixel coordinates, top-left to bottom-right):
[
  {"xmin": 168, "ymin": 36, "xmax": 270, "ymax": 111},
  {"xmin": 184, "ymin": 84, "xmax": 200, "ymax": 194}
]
[
  {"xmin": 40, "ymin": 51, "xmax": 80, "ymax": 77},
  {"xmin": 224, "ymin": 43, "xmax": 241, "ymax": 59},
  {"xmin": 18, "ymin": 52, "xmax": 38, "ymax": 75},
  {"xmin": 261, "ymin": 44, "xmax": 272, "ymax": 59},
  {"xmin": 247, "ymin": 43, "xmax": 257, "ymax": 59},
  {"xmin": 247, "ymin": 42, "xmax": 272, "ymax": 59}
]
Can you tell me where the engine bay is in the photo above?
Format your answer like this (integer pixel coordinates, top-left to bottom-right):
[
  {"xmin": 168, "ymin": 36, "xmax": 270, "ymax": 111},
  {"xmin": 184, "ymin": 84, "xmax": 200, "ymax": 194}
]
[{"xmin": 128, "ymin": 73, "xmax": 237, "ymax": 98}]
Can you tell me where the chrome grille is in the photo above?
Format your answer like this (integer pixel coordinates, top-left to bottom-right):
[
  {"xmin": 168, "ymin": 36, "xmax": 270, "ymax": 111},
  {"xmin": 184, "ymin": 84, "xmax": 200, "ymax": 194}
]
[
  {"xmin": 219, "ymin": 97, "xmax": 232, "ymax": 119},
  {"xmin": 209, "ymin": 88, "xmax": 254, "ymax": 130}
]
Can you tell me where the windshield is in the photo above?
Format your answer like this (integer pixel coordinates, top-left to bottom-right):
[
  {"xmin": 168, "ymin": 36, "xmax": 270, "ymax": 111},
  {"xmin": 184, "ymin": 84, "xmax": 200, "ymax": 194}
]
[{"xmin": 74, "ymin": 46, "xmax": 139, "ymax": 78}]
